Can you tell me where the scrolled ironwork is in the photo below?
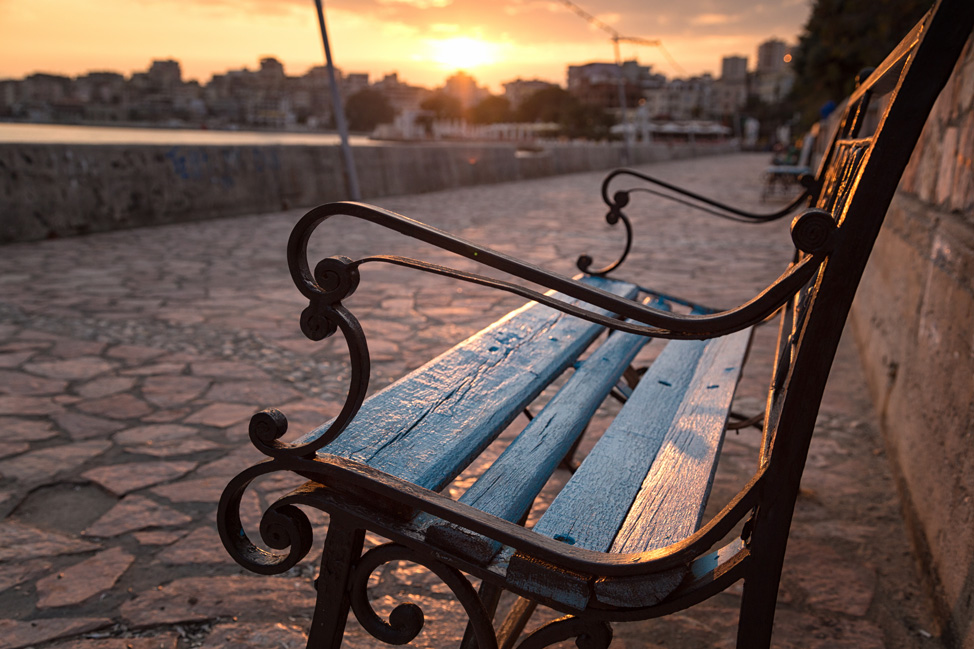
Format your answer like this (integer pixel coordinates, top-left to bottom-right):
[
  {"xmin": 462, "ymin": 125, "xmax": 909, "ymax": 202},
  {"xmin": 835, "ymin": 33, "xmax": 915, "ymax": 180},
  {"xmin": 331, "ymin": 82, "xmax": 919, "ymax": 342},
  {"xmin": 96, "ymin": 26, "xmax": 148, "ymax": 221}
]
[
  {"xmin": 245, "ymin": 302, "xmax": 371, "ymax": 459},
  {"xmin": 581, "ymin": 168, "xmax": 814, "ymax": 278},
  {"xmin": 576, "ymin": 207, "xmax": 633, "ymax": 277},
  {"xmin": 348, "ymin": 543, "xmax": 498, "ymax": 648},
  {"xmin": 600, "ymin": 169, "xmax": 812, "ymax": 223},
  {"xmin": 287, "ymin": 202, "xmax": 829, "ymax": 342},
  {"xmin": 249, "ymin": 408, "xmax": 288, "ymax": 447},
  {"xmin": 259, "ymin": 503, "xmax": 312, "ymax": 553},
  {"xmin": 217, "ymin": 461, "xmax": 315, "ymax": 575},
  {"xmin": 299, "ymin": 302, "xmax": 338, "ymax": 341},
  {"xmin": 515, "ymin": 615, "xmax": 612, "ymax": 649},
  {"xmin": 790, "ymin": 209, "xmax": 838, "ymax": 255}
]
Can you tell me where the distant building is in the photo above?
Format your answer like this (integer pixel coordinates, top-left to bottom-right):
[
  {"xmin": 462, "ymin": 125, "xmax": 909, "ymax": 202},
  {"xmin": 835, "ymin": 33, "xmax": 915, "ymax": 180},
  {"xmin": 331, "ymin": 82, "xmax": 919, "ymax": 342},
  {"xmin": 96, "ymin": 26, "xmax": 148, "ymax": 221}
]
[
  {"xmin": 440, "ymin": 71, "xmax": 488, "ymax": 109},
  {"xmin": 147, "ymin": 59, "xmax": 181, "ymax": 90},
  {"xmin": 712, "ymin": 80, "xmax": 747, "ymax": 118},
  {"xmin": 502, "ymin": 78, "xmax": 555, "ymax": 110},
  {"xmin": 713, "ymin": 56, "xmax": 748, "ymax": 118},
  {"xmin": 756, "ymin": 39, "xmax": 790, "ymax": 75},
  {"xmin": 342, "ymin": 73, "xmax": 370, "ymax": 99},
  {"xmin": 754, "ymin": 38, "xmax": 795, "ymax": 104},
  {"xmin": 721, "ymin": 56, "xmax": 748, "ymax": 84},
  {"xmin": 567, "ymin": 60, "xmax": 662, "ymax": 109},
  {"xmin": 258, "ymin": 57, "xmax": 286, "ymax": 84},
  {"xmin": 20, "ymin": 73, "xmax": 72, "ymax": 103},
  {"xmin": 372, "ymin": 73, "xmax": 429, "ymax": 113},
  {"xmin": 642, "ymin": 74, "xmax": 715, "ymax": 121}
]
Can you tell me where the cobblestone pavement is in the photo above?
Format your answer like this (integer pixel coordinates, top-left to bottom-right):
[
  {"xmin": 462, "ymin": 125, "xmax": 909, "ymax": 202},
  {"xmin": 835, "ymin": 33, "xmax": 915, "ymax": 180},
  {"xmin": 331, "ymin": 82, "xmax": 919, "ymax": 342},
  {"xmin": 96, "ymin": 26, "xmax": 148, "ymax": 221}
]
[{"xmin": 0, "ymin": 153, "xmax": 941, "ymax": 648}]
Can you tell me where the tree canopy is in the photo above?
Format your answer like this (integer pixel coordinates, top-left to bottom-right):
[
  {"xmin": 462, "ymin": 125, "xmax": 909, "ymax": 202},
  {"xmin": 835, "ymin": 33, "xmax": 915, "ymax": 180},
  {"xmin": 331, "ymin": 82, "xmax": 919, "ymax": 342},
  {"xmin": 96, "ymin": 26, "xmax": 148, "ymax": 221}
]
[
  {"xmin": 420, "ymin": 92, "xmax": 464, "ymax": 120},
  {"xmin": 515, "ymin": 86, "xmax": 614, "ymax": 140},
  {"xmin": 467, "ymin": 95, "xmax": 513, "ymax": 124},
  {"xmin": 791, "ymin": 0, "xmax": 928, "ymax": 124},
  {"xmin": 344, "ymin": 88, "xmax": 395, "ymax": 132}
]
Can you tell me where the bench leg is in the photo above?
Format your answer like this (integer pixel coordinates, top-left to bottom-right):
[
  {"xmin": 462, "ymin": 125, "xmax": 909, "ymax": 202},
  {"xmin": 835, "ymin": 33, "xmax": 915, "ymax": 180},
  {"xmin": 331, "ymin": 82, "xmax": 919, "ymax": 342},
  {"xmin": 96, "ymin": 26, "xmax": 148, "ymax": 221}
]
[
  {"xmin": 496, "ymin": 596, "xmax": 538, "ymax": 649},
  {"xmin": 307, "ymin": 513, "xmax": 365, "ymax": 649},
  {"xmin": 459, "ymin": 581, "xmax": 503, "ymax": 649},
  {"xmin": 736, "ymin": 573, "xmax": 778, "ymax": 649},
  {"xmin": 736, "ymin": 511, "xmax": 794, "ymax": 649}
]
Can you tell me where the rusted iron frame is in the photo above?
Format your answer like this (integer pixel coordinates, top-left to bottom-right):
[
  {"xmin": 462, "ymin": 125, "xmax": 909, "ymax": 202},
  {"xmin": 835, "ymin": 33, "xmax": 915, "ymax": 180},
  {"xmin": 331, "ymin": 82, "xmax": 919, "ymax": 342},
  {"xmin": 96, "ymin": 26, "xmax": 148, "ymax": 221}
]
[
  {"xmin": 218, "ymin": 465, "xmax": 753, "ymax": 638},
  {"xmin": 219, "ymin": 448, "xmax": 762, "ymax": 599},
  {"xmin": 601, "ymin": 169, "xmax": 811, "ymax": 223},
  {"xmin": 274, "ymin": 202, "xmax": 834, "ymax": 461},
  {"xmin": 289, "ymin": 202, "xmax": 832, "ymax": 340},
  {"xmin": 582, "ymin": 171, "xmax": 813, "ymax": 276},
  {"xmin": 737, "ymin": 3, "xmax": 974, "ymax": 647},
  {"xmin": 348, "ymin": 542, "xmax": 498, "ymax": 648}
]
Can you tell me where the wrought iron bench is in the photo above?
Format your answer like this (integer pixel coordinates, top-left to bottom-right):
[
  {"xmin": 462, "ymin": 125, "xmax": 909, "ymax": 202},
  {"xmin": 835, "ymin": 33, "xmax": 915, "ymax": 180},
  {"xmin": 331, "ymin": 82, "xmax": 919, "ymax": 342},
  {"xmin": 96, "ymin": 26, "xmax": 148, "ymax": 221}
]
[{"xmin": 217, "ymin": 2, "xmax": 973, "ymax": 647}]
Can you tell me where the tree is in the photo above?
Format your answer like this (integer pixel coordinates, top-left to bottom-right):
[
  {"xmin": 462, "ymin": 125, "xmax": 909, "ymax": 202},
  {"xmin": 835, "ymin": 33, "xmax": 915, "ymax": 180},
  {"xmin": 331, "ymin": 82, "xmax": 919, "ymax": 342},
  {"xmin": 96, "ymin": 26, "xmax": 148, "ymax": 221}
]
[
  {"xmin": 791, "ymin": 0, "xmax": 928, "ymax": 126},
  {"xmin": 515, "ymin": 86, "xmax": 576, "ymax": 124},
  {"xmin": 420, "ymin": 92, "xmax": 463, "ymax": 120},
  {"xmin": 468, "ymin": 95, "xmax": 513, "ymax": 124},
  {"xmin": 344, "ymin": 88, "xmax": 395, "ymax": 132},
  {"xmin": 515, "ymin": 87, "xmax": 612, "ymax": 140},
  {"xmin": 561, "ymin": 102, "xmax": 614, "ymax": 140}
]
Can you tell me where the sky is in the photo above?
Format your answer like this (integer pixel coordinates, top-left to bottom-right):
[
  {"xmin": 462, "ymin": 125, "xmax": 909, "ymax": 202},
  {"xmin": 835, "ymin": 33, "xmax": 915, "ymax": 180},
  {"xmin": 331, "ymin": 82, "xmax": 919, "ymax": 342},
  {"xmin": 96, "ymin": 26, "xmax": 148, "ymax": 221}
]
[{"xmin": 0, "ymin": 0, "xmax": 812, "ymax": 92}]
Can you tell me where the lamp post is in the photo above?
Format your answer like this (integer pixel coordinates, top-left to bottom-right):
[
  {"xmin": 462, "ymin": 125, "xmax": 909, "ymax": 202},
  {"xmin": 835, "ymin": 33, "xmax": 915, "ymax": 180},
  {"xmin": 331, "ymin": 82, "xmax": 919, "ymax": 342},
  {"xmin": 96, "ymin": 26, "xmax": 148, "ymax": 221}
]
[{"xmin": 314, "ymin": 0, "xmax": 361, "ymax": 201}]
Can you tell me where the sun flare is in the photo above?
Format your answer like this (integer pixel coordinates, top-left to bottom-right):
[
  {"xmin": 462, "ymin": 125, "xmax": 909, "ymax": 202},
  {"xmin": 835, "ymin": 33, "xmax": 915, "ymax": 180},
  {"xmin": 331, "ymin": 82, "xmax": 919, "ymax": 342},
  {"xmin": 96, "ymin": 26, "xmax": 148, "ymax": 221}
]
[{"xmin": 428, "ymin": 37, "xmax": 498, "ymax": 70}]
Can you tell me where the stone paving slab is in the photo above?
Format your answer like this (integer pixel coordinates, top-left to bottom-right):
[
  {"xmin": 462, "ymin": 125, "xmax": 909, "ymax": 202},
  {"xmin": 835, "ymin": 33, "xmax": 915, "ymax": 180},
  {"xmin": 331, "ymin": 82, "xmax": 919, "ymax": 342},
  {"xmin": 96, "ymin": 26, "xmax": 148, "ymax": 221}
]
[{"xmin": 0, "ymin": 153, "xmax": 941, "ymax": 648}]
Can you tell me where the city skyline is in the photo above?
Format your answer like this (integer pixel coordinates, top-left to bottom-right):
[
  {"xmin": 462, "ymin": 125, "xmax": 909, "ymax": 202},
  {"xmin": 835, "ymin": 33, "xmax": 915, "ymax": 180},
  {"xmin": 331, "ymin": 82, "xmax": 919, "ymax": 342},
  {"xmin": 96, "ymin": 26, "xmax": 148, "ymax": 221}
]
[{"xmin": 0, "ymin": 0, "xmax": 810, "ymax": 92}]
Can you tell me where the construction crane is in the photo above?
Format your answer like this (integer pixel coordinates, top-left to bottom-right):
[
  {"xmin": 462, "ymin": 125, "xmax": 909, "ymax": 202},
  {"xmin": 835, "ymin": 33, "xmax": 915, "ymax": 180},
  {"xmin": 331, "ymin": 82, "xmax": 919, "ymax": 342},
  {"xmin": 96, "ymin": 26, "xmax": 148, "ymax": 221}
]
[
  {"xmin": 559, "ymin": 0, "xmax": 685, "ymax": 158},
  {"xmin": 558, "ymin": 0, "xmax": 680, "ymax": 70}
]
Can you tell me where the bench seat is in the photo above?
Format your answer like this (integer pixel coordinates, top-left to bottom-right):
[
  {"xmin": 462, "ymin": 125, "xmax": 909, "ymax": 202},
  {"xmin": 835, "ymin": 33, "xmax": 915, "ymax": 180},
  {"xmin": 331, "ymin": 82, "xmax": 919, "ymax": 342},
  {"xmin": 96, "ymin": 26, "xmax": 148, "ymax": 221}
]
[
  {"xmin": 287, "ymin": 276, "xmax": 751, "ymax": 613},
  {"xmin": 504, "ymin": 329, "xmax": 750, "ymax": 610},
  {"xmin": 287, "ymin": 272, "xmax": 748, "ymax": 612},
  {"xmin": 295, "ymin": 275, "xmax": 639, "ymax": 495}
]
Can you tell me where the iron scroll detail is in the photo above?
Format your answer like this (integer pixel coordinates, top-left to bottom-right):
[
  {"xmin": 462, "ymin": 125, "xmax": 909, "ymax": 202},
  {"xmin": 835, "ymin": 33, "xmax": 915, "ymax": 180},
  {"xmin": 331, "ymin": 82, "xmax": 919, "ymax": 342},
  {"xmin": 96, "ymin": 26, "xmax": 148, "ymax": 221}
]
[
  {"xmin": 576, "ymin": 205, "xmax": 633, "ymax": 277},
  {"xmin": 287, "ymin": 201, "xmax": 831, "ymax": 341},
  {"xmin": 217, "ymin": 460, "xmax": 316, "ymax": 575},
  {"xmin": 265, "ymin": 201, "xmax": 833, "ymax": 458},
  {"xmin": 790, "ymin": 209, "xmax": 838, "ymax": 255},
  {"xmin": 349, "ymin": 543, "xmax": 499, "ymax": 649},
  {"xmin": 579, "ymin": 168, "xmax": 813, "ymax": 277}
]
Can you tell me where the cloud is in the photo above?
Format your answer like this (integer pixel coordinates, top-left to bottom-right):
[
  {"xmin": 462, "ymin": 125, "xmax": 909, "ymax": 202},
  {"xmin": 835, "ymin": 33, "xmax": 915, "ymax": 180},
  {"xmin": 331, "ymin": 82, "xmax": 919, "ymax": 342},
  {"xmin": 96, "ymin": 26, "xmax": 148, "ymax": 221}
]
[
  {"xmin": 691, "ymin": 13, "xmax": 737, "ymax": 27},
  {"xmin": 377, "ymin": 0, "xmax": 453, "ymax": 7}
]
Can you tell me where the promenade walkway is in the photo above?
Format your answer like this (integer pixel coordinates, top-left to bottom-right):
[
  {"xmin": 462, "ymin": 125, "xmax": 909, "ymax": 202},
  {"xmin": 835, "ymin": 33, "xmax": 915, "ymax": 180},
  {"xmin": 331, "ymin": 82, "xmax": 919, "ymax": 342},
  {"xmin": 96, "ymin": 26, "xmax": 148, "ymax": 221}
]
[{"xmin": 0, "ymin": 153, "xmax": 938, "ymax": 648}]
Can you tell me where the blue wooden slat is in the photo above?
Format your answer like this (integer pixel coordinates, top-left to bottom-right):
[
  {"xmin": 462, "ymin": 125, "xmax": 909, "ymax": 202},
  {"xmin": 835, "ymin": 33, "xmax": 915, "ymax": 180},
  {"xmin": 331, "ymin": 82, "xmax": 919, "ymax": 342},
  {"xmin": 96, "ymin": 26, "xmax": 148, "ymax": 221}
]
[
  {"xmin": 425, "ymin": 314, "xmax": 652, "ymax": 561},
  {"xmin": 526, "ymin": 339, "xmax": 708, "ymax": 550},
  {"xmin": 594, "ymin": 328, "xmax": 751, "ymax": 607},
  {"xmin": 506, "ymin": 328, "xmax": 750, "ymax": 609},
  {"xmin": 307, "ymin": 276, "xmax": 639, "ymax": 492}
]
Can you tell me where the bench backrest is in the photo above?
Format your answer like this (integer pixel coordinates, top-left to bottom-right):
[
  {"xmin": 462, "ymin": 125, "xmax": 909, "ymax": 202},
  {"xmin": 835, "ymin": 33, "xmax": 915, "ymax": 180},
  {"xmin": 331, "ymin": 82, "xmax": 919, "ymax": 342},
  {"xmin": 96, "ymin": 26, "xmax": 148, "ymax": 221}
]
[{"xmin": 762, "ymin": 0, "xmax": 972, "ymax": 501}]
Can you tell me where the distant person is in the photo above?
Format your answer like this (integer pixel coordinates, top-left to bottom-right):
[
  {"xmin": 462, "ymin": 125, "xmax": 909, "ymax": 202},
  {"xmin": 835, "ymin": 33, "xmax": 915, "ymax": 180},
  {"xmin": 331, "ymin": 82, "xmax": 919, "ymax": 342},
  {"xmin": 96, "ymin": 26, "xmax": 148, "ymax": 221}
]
[{"xmin": 820, "ymin": 100, "xmax": 837, "ymax": 120}]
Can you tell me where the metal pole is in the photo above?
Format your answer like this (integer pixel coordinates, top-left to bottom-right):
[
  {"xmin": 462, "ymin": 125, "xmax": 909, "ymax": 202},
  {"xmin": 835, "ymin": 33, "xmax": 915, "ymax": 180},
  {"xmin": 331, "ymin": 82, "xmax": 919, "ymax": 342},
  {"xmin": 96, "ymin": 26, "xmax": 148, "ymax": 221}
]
[
  {"xmin": 314, "ymin": 0, "xmax": 361, "ymax": 200},
  {"xmin": 613, "ymin": 38, "xmax": 632, "ymax": 164}
]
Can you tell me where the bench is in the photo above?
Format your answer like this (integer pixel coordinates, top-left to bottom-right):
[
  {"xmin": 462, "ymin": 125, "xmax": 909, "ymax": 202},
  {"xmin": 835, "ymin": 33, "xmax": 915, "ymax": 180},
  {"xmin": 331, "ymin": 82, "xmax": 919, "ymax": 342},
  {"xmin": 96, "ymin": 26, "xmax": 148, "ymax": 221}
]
[
  {"xmin": 762, "ymin": 127, "xmax": 817, "ymax": 200},
  {"xmin": 217, "ymin": 2, "xmax": 973, "ymax": 648}
]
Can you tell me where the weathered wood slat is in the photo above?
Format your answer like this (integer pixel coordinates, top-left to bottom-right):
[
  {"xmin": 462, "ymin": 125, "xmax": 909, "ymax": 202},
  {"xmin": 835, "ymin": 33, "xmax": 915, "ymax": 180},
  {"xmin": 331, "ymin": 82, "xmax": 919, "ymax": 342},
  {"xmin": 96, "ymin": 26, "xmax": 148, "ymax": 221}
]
[
  {"xmin": 307, "ymin": 276, "xmax": 638, "ymax": 492},
  {"xmin": 424, "ymin": 319, "xmax": 652, "ymax": 562},
  {"xmin": 594, "ymin": 328, "xmax": 751, "ymax": 606},
  {"xmin": 611, "ymin": 329, "xmax": 751, "ymax": 553},
  {"xmin": 505, "ymin": 329, "xmax": 750, "ymax": 609}
]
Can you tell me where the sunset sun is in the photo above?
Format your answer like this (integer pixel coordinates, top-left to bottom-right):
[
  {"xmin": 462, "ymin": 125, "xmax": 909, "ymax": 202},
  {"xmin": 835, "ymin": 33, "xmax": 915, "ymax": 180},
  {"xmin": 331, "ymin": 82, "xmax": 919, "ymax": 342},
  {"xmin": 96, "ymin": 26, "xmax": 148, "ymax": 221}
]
[{"xmin": 428, "ymin": 37, "xmax": 498, "ymax": 70}]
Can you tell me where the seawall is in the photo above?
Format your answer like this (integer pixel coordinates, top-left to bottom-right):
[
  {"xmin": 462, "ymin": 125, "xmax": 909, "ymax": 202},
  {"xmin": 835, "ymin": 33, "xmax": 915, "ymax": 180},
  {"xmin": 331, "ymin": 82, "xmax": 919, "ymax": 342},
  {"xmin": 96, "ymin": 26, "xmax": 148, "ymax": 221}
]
[
  {"xmin": 0, "ymin": 140, "xmax": 734, "ymax": 243},
  {"xmin": 849, "ymin": 34, "xmax": 974, "ymax": 648}
]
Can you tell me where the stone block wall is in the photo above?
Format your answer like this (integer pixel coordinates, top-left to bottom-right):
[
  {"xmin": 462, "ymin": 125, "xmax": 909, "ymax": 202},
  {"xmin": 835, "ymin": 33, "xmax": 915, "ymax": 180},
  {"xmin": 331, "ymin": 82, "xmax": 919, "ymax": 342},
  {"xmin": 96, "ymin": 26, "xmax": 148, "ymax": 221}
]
[
  {"xmin": 0, "ymin": 139, "xmax": 731, "ymax": 243},
  {"xmin": 849, "ymin": 33, "xmax": 974, "ymax": 648}
]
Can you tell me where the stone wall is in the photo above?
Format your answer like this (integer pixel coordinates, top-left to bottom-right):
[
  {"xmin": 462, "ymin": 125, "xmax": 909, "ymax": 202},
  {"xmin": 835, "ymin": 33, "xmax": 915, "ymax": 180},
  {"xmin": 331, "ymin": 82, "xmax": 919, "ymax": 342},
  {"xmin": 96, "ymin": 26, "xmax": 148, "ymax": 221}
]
[
  {"xmin": 849, "ymin": 34, "xmax": 974, "ymax": 648},
  {"xmin": 0, "ymin": 140, "xmax": 732, "ymax": 243}
]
